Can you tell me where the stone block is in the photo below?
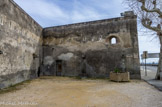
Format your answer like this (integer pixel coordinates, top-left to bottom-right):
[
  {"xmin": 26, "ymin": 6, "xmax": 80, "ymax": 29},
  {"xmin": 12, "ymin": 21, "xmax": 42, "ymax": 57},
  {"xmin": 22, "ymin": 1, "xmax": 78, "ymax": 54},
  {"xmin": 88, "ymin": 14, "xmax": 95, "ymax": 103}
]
[{"xmin": 110, "ymin": 72, "xmax": 130, "ymax": 82}]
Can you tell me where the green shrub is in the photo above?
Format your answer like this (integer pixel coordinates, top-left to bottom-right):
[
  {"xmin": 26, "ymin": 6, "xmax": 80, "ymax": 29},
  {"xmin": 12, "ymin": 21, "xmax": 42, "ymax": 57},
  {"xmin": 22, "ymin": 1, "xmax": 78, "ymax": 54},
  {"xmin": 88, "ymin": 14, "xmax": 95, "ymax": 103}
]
[{"xmin": 114, "ymin": 68, "xmax": 120, "ymax": 73}]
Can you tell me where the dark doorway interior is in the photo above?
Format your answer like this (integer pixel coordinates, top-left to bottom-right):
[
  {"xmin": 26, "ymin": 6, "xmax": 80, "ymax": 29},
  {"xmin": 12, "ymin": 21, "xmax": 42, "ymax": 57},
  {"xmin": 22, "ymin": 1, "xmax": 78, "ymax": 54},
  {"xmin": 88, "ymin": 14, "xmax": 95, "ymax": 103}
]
[
  {"xmin": 37, "ymin": 67, "xmax": 40, "ymax": 77},
  {"xmin": 56, "ymin": 60, "xmax": 62, "ymax": 76}
]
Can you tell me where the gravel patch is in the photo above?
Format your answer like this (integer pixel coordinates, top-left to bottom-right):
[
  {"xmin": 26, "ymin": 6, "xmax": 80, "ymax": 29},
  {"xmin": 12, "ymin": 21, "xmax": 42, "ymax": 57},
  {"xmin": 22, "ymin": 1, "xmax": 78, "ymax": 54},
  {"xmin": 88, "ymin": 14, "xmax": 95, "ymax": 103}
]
[{"xmin": 0, "ymin": 77, "xmax": 162, "ymax": 107}]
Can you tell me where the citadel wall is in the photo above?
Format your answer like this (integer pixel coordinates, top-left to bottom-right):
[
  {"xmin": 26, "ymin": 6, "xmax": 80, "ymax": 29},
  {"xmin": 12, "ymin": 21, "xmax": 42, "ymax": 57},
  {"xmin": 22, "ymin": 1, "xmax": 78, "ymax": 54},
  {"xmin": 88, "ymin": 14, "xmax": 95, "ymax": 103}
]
[
  {"xmin": 0, "ymin": 0, "xmax": 42, "ymax": 88},
  {"xmin": 42, "ymin": 15, "xmax": 141, "ymax": 79},
  {"xmin": 0, "ymin": 0, "xmax": 141, "ymax": 89}
]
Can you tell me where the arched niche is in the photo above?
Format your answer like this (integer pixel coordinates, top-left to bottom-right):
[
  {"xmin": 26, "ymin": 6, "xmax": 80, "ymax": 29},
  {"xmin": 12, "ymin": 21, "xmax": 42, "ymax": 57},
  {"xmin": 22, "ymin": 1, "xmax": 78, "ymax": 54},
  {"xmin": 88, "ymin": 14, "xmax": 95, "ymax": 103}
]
[{"xmin": 106, "ymin": 35, "xmax": 120, "ymax": 45}]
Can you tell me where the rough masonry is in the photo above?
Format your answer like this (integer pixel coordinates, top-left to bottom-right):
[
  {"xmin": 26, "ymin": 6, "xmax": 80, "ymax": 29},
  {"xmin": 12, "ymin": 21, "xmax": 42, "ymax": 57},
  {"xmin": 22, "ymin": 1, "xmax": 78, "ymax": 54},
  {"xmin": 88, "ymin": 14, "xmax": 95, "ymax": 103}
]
[
  {"xmin": 42, "ymin": 13, "xmax": 140, "ymax": 79},
  {"xmin": 0, "ymin": 0, "xmax": 42, "ymax": 88},
  {"xmin": 0, "ymin": 0, "xmax": 141, "ymax": 89}
]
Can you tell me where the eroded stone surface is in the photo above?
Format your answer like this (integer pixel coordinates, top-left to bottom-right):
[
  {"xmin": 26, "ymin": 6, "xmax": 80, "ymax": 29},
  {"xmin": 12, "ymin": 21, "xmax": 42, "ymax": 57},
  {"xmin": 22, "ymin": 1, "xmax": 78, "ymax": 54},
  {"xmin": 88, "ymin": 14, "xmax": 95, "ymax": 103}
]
[
  {"xmin": 42, "ymin": 15, "xmax": 140, "ymax": 78},
  {"xmin": 0, "ymin": 0, "xmax": 42, "ymax": 88}
]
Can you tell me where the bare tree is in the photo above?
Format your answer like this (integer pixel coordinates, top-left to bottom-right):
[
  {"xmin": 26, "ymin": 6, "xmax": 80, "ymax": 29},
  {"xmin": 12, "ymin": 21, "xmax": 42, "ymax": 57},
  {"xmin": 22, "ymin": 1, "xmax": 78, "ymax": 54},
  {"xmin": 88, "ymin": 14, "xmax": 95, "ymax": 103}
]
[{"xmin": 125, "ymin": 0, "xmax": 162, "ymax": 79}]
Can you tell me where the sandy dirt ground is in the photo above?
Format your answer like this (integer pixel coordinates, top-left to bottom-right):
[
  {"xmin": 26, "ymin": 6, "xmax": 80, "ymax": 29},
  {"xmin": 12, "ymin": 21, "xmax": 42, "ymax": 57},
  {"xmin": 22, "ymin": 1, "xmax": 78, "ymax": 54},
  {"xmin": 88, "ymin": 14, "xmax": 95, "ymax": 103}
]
[{"xmin": 0, "ymin": 77, "xmax": 162, "ymax": 107}]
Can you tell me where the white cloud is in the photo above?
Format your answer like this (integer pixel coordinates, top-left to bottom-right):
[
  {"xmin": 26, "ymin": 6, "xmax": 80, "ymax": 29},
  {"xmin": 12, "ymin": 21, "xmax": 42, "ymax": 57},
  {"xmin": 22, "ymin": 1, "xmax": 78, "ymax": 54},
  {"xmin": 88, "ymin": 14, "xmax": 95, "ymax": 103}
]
[
  {"xmin": 14, "ymin": 0, "xmax": 127, "ymax": 26},
  {"xmin": 14, "ymin": 0, "xmax": 68, "ymax": 20},
  {"xmin": 70, "ymin": 0, "xmax": 101, "ymax": 23}
]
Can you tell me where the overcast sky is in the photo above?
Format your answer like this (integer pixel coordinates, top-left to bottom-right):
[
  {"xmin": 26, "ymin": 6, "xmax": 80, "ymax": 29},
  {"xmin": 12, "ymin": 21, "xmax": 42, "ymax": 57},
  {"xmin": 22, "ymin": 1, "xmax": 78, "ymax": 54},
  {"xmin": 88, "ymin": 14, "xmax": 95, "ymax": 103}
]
[{"xmin": 13, "ymin": 0, "xmax": 160, "ymax": 63}]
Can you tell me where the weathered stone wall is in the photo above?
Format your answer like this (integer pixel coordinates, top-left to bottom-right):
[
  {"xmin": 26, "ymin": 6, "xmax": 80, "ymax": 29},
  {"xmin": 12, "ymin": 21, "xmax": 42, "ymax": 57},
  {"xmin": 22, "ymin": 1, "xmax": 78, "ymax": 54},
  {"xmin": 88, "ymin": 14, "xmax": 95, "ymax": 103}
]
[
  {"xmin": 0, "ymin": 0, "xmax": 42, "ymax": 88},
  {"xmin": 43, "ymin": 15, "xmax": 141, "ymax": 79}
]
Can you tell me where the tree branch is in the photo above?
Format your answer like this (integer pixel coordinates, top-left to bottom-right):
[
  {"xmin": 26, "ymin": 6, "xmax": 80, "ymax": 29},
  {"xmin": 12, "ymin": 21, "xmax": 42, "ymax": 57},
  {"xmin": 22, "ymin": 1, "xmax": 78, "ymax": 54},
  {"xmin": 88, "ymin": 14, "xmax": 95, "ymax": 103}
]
[
  {"xmin": 152, "ymin": 0, "xmax": 156, "ymax": 9},
  {"xmin": 142, "ymin": 18, "xmax": 162, "ymax": 35},
  {"xmin": 139, "ymin": 0, "xmax": 162, "ymax": 18}
]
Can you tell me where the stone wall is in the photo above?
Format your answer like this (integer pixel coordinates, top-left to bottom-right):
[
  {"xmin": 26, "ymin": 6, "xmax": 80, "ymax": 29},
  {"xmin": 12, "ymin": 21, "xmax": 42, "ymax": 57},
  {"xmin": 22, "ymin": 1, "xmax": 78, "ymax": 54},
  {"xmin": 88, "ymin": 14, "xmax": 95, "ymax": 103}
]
[
  {"xmin": 43, "ymin": 15, "xmax": 141, "ymax": 79},
  {"xmin": 0, "ymin": 0, "xmax": 42, "ymax": 88},
  {"xmin": 0, "ymin": 0, "xmax": 141, "ymax": 89}
]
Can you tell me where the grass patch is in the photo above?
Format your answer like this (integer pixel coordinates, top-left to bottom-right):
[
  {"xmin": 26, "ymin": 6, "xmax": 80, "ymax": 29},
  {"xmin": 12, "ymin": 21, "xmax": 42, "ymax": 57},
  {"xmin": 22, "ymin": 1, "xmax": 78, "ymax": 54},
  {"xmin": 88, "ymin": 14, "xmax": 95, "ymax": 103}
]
[
  {"xmin": 39, "ymin": 76, "xmax": 53, "ymax": 79},
  {"xmin": 87, "ymin": 77, "xmax": 109, "ymax": 80},
  {"xmin": 73, "ymin": 76, "xmax": 82, "ymax": 80},
  {"xmin": 0, "ymin": 80, "xmax": 32, "ymax": 95},
  {"xmin": 110, "ymin": 80, "xmax": 131, "ymax": 83},
  {"xmin": 69, "ymin": 76, "xmax": 109, "ymax": 81}
]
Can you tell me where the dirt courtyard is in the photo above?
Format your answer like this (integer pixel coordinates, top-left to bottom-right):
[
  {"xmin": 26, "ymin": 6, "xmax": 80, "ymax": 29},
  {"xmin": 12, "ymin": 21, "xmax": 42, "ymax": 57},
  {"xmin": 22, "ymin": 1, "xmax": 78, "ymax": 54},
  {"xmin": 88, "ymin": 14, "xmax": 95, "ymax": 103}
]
[{"xmin": 0, "ymin": 77, "xmax": 162, "ymax": 107}]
